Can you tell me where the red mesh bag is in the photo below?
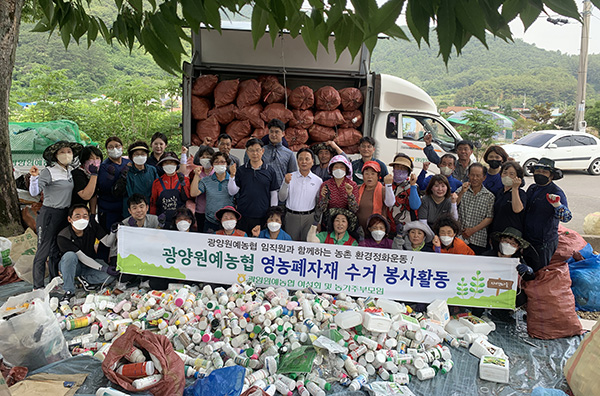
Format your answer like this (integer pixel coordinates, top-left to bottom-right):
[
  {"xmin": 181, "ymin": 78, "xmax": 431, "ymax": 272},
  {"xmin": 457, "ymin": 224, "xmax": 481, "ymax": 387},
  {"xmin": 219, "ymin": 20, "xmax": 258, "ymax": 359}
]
[
  {"xmin": 226, "ymin": 120, "xmax": 252, "ymax": 146},
  {"xmin": 208, "ymin": 104, "xmax": 237, "ymax": 125},
  {"xmin": 235, "ymin": 137, "xmax": 251, "ymax": 149},
  {"xmin": 286, "ymin": 127, "xmax": 309, "ymax": 145},
  {"xmin": 339, "ymin": 87, "xmax": 364, "ymax": 111},
  {"xmin": 192, "ymin": 74, "xmax": 218, "ymax": 97},
  {"xmin": 289, "ymin": 86, "xmax": 314, "ymax": 110},
  {"xmin": 101, "ymin": 326, "xmax": 185, "ymax": 395},
  {"xmin": 195, "ymin": 116, "xmax": 220, "ymax": 143},
  {"xmin": 522, "ymin": 262, "xmax": 584, "ymax": 339},
  {"xmin": 191, "ymin": 134, "xmax": 202, "ymax": 146},
  {"xmin": 334, "ymin": 128, "xmax": 362, "ymax": 147},
  {"xmin": 290, "ymin": 109, "xmax": 314, "ymax": 129},
  {"xmin": 314, "ymin": 110, "xmax": 345, "ymax": 127},
  {"xmin": 235, "ymin": 104, "xmax": 265, "ymax": 129},
  {"xmin": 309, "ymin": 124, "xmax": 336, "ymax": 142},
  {"xmin": 236, "ymin": 79, "xmax": 262, "ymax": 108},
  {"xmin": 191, "ymin": 96, "xmax": 211, "ymax": 120},
  {"xmin": 315, "ymin": 86, "xmax": 341, "ymax": 110},
  {"xmin": 289, "ymin": 143, "xmax": 309, "ymax": 152},
  {"xmin": 342, "ymin": 110, "xmax": 363, "ymax": 128},
  {"xmin": 214, "ymin": 79, "xmax": 239, "ymax": 107},
  {"xmin": 549, "ymin": 225, "xmax": 589, "ymax": 265},
  {"xmin": 343, "ymin": 144, "xmax": 360, "ymax": 154},
  {"xmin": 253, "ymin": 127, "xmax": 269, "ymax": 139},
  {"xmin": 264, "ymin": 83, "xmax": 286, "ymax": 104},
  {"xmin": 261, "ymin": 103, "xmax": 293, "ymax": 124}
]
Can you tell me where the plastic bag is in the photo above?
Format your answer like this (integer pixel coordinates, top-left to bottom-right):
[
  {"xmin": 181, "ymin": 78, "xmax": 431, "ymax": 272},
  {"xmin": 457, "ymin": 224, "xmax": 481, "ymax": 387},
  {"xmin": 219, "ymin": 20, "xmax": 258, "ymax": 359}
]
[
  {"xmin": 191, "ymin": 96, "xmax": 211, "ymax": 121},
  {"xmin": 277, "ymin": 346, "xmax": 316, "ymax": 374},
  {"xmin": 550, "ymin": 225, "xmax": 588, "ymax": 265},
  {"xmin": 214, "ymin": 79, "xmax": 239, "ymax": 107},
  {"xmin": 531, "ymin": 388, "xmax": 568, "ymax": 396},
  {"xmin": 290, "ymin": 109, "xmax": 314, "ymax": 129},
  {"xmin": 236, "ymin": 79, "xmax": 262, "ymax": 108},
  {"xmin": 334, "ymin": 128, "xmax": 362, "ymax": 147},
  {"xmin": 192, "ymin": 75, "xmax": 218, "ymax": 97},
  {"xmin": 522, "ymin": 262, "xmax": 584, "ymax": 339},
  {"xmin": 314, "ymin": 110, "xmax": 345, "ymax": 127},
  {"xmin": 195, "ymin": 116, "xmax": 221, "ymax": 143},
  {"xmin": 102, "ymin": 326, "xmax": 185, "ymax": 395},
  {"xmin": 583, "ymin": 212, "xmax": 600, "ymax": 235},
  {"xmin": 339, "ymin": 87, "xmax": 364, "ymax": 111},
  {"xmin": 285, "ymin": 127, "xmax": 309, "ymax": 145},
  {"xmin": 308, "ymin": 124, "xmax": 336, "ymax": 143},
  {"xmin": 235, "ymin": 104, "xmax": 264, "ymax": 129},
  {"xmin": 260, "ymin": 103, "xmax": 293, "ymax": 124},
  {"xmin": 342, "ymin": 110, "xmax": 363, "ymax": 128},
  {"xmin": 0, "ymin": 238, "xmax": 12, "ymax": 267},
  {"xmin": 0, "ymin": 278, "xmax": 70, "ymax": 370},
  {"xmin": 564, "ymin": 320, "xmax": 600, "ymax": 396},
  {"xmin": 568, "ymin": 250, "xmax": 600, "ymax": 311},
  {"xmin": 209, "ymin": 104, "xmax": 237, "ymax": 125},
  {"xmin": 315, "ymin": 86, "xmax": 341, "ymax": 111},
  {"xmin": 289, "ymin": 86, "xmax": 314, "ymax": 110},
  {"xmin": 183, "ymin": 366, "xmax": 245, "ymax": 396},
  {"xmin": 225, "ymin": 120, "xmax": 252, "ymax": 146}
]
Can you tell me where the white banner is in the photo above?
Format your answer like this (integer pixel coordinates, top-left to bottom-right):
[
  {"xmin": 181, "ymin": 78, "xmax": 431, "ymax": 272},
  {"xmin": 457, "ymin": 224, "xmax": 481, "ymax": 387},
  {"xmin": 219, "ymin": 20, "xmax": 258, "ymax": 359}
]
[{"xmin": 117, "ymin": 227, "xmax": 519, "ymax": 309}]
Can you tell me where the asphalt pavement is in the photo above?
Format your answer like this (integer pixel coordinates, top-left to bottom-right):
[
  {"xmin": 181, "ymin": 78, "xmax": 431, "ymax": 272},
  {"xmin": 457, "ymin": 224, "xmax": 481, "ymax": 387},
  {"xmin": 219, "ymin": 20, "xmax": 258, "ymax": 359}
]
[{"xmin": 523, "ymin": 171, "xmax": 600, "ymax": 235}]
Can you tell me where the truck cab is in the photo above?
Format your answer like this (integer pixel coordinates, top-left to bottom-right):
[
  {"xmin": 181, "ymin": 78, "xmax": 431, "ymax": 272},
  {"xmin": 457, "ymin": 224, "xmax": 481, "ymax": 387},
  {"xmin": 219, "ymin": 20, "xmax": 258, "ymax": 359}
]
[{"xmin": 182, "ymin": 22, "xmax": 463, "ymax": 172}]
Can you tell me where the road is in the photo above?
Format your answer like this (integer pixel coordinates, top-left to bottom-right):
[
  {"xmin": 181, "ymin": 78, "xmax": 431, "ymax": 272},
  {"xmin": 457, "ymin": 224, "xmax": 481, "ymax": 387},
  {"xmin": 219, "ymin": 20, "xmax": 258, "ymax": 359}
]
[{"xmin": 523, "ymin": 171, "xmax": 600, "ymax": 235}]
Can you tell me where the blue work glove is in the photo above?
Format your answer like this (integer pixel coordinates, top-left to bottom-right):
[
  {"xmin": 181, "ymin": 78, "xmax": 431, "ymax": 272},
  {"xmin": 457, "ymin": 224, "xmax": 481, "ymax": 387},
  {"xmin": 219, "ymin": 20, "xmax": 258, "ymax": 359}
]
[
  {"xmin": 107, "ymin": 164, "xmax": 116, "ymax": 175},
  {"xmin": 157, "ymin": 213, "xmax": 166, "ymax": 229},
  {"xmin": 127, "ymin": 217, "xmax": 138, "ymax": 227},
  {"xmin": 88, "ymin": 164, "xmax": 99, "ymax": 176},
  {"xmin": 104, "ymin": 266, "xmax": 120, "ymax": 277},
  {"xmin": 516, "ymin": 263, "xmax": 534, "ymax": 277}
]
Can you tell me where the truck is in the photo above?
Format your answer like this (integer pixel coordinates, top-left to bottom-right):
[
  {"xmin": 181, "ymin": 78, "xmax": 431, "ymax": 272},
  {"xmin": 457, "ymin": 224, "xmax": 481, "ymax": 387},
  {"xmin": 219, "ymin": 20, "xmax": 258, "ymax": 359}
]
[{"xmin": 182, "ymin": 22, "xmax": 463, "ymax": 170}]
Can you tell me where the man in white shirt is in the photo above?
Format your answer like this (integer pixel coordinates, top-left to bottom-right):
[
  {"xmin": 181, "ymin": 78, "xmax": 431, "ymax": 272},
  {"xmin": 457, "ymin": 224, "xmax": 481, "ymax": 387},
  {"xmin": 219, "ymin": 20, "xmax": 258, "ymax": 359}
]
[{"xmin": 279, "ymin": 148, "xmax": 323, "ymax": 241}]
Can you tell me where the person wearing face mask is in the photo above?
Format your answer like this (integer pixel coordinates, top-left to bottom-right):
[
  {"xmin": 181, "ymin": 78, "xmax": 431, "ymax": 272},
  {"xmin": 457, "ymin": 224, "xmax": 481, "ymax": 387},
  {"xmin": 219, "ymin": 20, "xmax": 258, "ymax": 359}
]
[
  {"xmin": 351, "ymin": 137, "xmax": 389, "ymax": 185},
  {"xmin": 359, "ymin": 214, "xmax": 393, "ymax": 248},
  {"xmin": 356, "ymin": 161, "xmax": 395, "ymax": 236},
  {"xmin": 491, "ymin": 161, "xmax": 526, "ymax": 235},
  {"xmin": 424, "ymin": 134, "xmax": 474, "ymax": 182},
  {"xmin": 171, "ymin": 207, "xmax": 195, "ymax": 232},
  {"xmin": 98, "ymin": 136, "xmax": 130, "ymax": 237},
  {"xmin": 114, "ymin": 141, "xmax": 159, "ymax": 218},
  {"xmin": 388, "ymin": 154, "xmax": 421, "ymax": 235},
  {"xmin": 279, "ymin": 148, "xmax": 323, "ymax": 241},
  {"xmin": 28, "ymin": 140, "xmax": 83, "ymax": 289},
  {"xmin": 392, "ymin": 220, "xmax": 437, "ymax": 252},
  {"xmin": 190, "ymin": 145, "xmax": 215, "ymax": 232},
  {"xmin": 56, "ymin": 204, "xmax": 117, "ymax": 300},
  {"xmin": 310, "ymin": 141, "xmax": 347, "ymax": 181},
  {"xmin": 71, "ymin": 146, "xmax": 103, "ymax": 212},
  {"xmin": 307, "ymin": 208, "xmax": 358, "ymax": 246},
  {"xmin": 252, "ymin": 206, "xmax": 292, "ymax": 240},
  {"xmin": 524, "ymin": 158, "xmax": 572, "ymax": 268},
  {"xmin": 455, "ymin": 163, "xmax": 495, "ymax": 255},
  {"xmin": 317, "ymin": 155, "xmax": 359, "ymax": 225},
  {"xmin": 482, "ymin": 145, "xmax": 509, "ymax": 195},
  {"xmin": 431, "ymin": 215, "xmax": 475, "ymax": 255},
  {"xmin": 190, "ymin": 152, "xmax": 234, "ymax": 233},
  {"xmin": 417, "ymin": 155, "xmax": 462, "ymax": 193},
  {"xmin": 150, "ymin": 152, "xmax": 191, "ymax": 230},
  {"xmin": 215, "ymin": 206, "xmax": 247, "ymax": 237},
  {"xmin": 417, "ymin": 175, "xmax": 459, "ymax": 230}
]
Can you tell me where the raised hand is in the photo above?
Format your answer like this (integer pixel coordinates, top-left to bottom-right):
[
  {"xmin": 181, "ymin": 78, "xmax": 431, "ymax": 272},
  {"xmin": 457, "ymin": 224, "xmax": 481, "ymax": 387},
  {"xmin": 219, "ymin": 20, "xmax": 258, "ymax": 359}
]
[
  {"xmin": 450, "ymin": 192, "xmax": 458, "ymax": 204},
  {"xmin": 203, "ymin": 137, "xmax": 213, "ymax": 146},
  {"xmin": 460, "ymin": 182, "xmax": 470, "ymax": 192},
  {"xmin": 516, "ymin": 263, "xmax": 534, "ymax": 276},
  {"xmin": 512, "ymin": 177, "xmax": 521, "ymax": 190},
  {"xmin": 424, "ymin": 133, "xmax": 433, "ymax": 145},
  {"xmin": 546, "ymin": 193, "xmax": 561, "ymax": 208},
  {"xmin": 284, "ymin": 173, "xmax": 292, "ymax": 184},
  {"xmin": 422, "ymin": 161, "xmax": 430, "ymax": 171},
  {"xmin": 432, "ymin": 235, "xmax": 441, "ymax": 248},
  {"xmin": 409, "ymin": 173, "xmax": 417, "ymax": 186},
  {"xmin": 320, "ymin": 185, "xmax": 329, "ymax": 199},
  {"xmin": 251, "ymin": 225, "xmax": 261, "ymax": 237},
  {"xmin": 344, "ymin": 183, "xmax": 354, "ymax": 196},
  {"xmin": 383, "ymin": 173, "xmax": 393, "ymax": 185},
  {"xmin": 181, "ymin": 146, "xmax": 188, "ymax": 155},
  {"xmin": 29, "ymin": 166, "xmax": 40, "ymax": 177},
  {"xmin": 88, "ymin": 164, "xmax": 99, "ymax": 176},
  {"xmin": 229, "ymin": 163, "xmax": 237, "ymax": 177}
]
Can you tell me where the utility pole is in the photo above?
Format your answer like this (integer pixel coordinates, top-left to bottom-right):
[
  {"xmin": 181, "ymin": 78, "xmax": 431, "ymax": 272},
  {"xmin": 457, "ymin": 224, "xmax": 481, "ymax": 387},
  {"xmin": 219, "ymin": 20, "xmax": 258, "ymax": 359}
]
[{"xmin": 574, "ymin": 0, "xmax": 591, "ymax": 131}]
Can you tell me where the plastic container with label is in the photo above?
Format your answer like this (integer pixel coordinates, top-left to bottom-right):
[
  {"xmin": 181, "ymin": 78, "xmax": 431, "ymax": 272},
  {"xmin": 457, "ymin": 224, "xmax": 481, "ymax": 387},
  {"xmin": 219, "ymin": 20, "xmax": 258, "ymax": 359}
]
[
  {"xmin": 335, "ymin": 310, "xmax": 363, "ymax": 329},
  {"xmin": 459, "ymin": 316, "xmax": 493, "ymax": 335},
  {"xmin": 479, "ymin": 355, "xmax": 510, "ymax": 383},
  {"xmin": 362, "ymin": 311, "xmax": 392, "ymax": 333},
  {"xmin": 426, "ymin": 299, "xmax": 450, "ymax": 326},
  {"xmin": 444, "ymin": 319, "xmax": 470, "ymax": 337},
  {"xmin": 376, "ymin": 299, "xmax": 405, "ymax": 315},
  {"xmin": 395, "ymin": 314, "xmax": 421, "ymax": 332},
  {"xmin": 469, "ymin": 338, "xmax": 505, "ymax": 359}
]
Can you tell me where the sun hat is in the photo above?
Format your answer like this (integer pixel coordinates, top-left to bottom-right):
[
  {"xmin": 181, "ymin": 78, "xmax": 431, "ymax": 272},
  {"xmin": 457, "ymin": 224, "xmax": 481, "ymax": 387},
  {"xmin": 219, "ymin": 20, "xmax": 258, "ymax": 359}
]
[
  {"xmin": 403, "ymin": 220, "xmax": 435, "ymax": 243},
  {"xmin": 215, "ymin": 206, "xmax": 242, "ymax": 221},
  {"xmin": 527, "ymin": 157, "xmax": 563, "ymax": 180},
  {"xmin": 491, "ymin": 227, "xmax": 530, "ymax": 249},
  {"xmin": 157, "ymin": 151, "xmax": 181, "ymax": 166},
  {"xmin": 42, "ymin": 141, "xmax": 83, "ymax": 163}
]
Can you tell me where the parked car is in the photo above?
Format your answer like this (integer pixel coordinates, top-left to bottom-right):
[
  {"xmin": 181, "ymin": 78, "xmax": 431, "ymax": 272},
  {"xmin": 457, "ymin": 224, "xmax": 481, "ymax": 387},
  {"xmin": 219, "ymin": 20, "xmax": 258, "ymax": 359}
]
[{"xmin": 502, "ymin": 130, "xmax": 600, "ymax": 176}]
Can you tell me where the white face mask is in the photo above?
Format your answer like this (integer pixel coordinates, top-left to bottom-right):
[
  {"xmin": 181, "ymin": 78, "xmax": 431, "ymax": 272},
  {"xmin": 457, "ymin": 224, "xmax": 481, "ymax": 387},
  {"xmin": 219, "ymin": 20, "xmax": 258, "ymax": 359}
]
[
  {"xmin": 199, "ymin": 158, "xmax": 212, "ymax": 169},
  {"xmin": 57, "ymin": 152, "xmax": 73, "ymax": 165},
  {"xmin": 163, "ymin": 164, "xmax": 177, "ymax": 175},
  {"xmin": 133, "ymin": 155, "xmax": 147, "ymax": 165},
  {"xmin": 501, "ymin": 176, "xmax": 514, "ymax": 187},
  {"xmin": 108, "ymin": 148, "xmax": 122, "ymax": 159},
  {"xmin": 267, "ymin": 222, "xmax": 281, "ymax": 232},
  {"xmin": 440, "ymin": 236, "xmax": 454, "ymax": 246},
  {"xmin": 176, "ymin": 220, "xmax": 191, "ymax": 232},
  {"xmin": 72, "ymin": 219, "xmax": 89, "ymax": 231},
  {"xmin": 332, "ymin": 168, "xmax": 346, "ymax": 179},
  {"xmin": 439, "ymin": 166, "xmax": 453, "ymax": 176},
  {"xmin": 371, "ymin": 230, "xmax": 386, "ymax": 241},
  {"xmin": 500, "ymin": 242, "xmax": 518, "ymax": 256},
  {"xmin": 222, "ymin": 220, "xmax": 237, "ymax": 231},
  {"xmin": 214, "ymin": 165, "xmax": 227, "ymax": 175}
]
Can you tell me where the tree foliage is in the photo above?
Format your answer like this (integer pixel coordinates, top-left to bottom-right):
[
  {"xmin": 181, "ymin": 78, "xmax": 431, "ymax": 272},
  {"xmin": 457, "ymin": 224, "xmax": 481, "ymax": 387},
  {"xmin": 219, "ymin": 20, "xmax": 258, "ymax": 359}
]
[
  {"xmin": 25, "ymin": 0, "xmax": 591, "ymax": 75},
  {"xmin": 458, "ymin": 109, "xmax": 500, "ymax": 157}
]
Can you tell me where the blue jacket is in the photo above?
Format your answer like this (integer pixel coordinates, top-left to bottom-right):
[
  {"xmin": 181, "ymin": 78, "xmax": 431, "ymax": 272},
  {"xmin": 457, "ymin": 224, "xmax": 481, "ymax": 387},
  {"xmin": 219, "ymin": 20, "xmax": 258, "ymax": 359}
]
[
  {"xmin": 122, "ymin": 164, "xmax": 158, "ymax": 217},
  {"xmin": 524, "ymin": 182, "xmax": 569, "ymax": 244}
]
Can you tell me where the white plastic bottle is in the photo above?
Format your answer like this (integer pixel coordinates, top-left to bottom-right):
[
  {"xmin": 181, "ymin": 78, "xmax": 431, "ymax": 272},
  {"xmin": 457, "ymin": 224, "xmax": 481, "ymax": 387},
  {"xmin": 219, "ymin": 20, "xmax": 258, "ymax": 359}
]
[
  {"xmin": 96, "ymin": 388, "xmax": 131, "ymax": 396},
  {"xmin": 305, "ymin": 381, "xmax": 326, "ymax": 396},
  {"xmin": 132, "ymin": 374, "xmax": 162, "ymax": 389},
  {"xmin": 348, "ymin": 375, "xmax": 367, "ymax": 391}
]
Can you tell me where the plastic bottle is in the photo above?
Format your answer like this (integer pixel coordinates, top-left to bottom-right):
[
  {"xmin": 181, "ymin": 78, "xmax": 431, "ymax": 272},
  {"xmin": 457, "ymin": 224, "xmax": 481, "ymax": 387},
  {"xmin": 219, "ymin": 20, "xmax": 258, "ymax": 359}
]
[
  {"xmin": 123, "ymin": 346, "xmax": 145, "ymax": 363},
  {"xmin": 273, "ymin": 380, "xmax": 293, "ymax": 396},
  {"xmin": 348, "ymin": 374, "xmax": 367, "ymax": 391},
  {"xmin": 354, "ymin": 335, "xmax": 378, "ymax": 350},
  {"xmin": 116, "ymin": 361, "xmax": 154, "ymax": 378},
  {"xmin": 96, "ymin": 388, "xmax": 131, "ymax": 396},
  {"xmin": 174, "ymin": 288, "xmax": 189, "ymax": 307},
  {"xmin": 66, "ymin": 313, "xmax": 95, "ymax": 330},
  {"xmin": 305, "ymin": 381, "xmax": 326, "ymax": 396},
  {"xmin": 132, "ymin": 374, "xmax": 162, "ymax": 389},
  {"xmin": 417, "ymin": 367, "xmax": 436, "ymax": 380}
]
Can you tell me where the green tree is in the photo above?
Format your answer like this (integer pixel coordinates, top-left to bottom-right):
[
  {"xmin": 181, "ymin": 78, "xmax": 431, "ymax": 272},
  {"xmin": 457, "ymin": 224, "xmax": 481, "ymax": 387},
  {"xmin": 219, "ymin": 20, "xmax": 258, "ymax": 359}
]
[
  {"xmin": 459, "ymin": 110, "xmax": 501, "ymax": 158},
  {"xmin": 587, "ymin": 102, "xmax": 600, "ymax": 131},
  {"xmin": 513, "ymin": 118, "xmax": 539, "ymax": 138},
  {"xmin": 531, "ymin": 102, "xmax": 554, "ymax": 125},
  {"xmin": 0, "ymin": 0, "xmax": 591, "ymax": 235},
  {"xmin": 552, "ymin": 105, "xmax": 576, "ymax": 130}
]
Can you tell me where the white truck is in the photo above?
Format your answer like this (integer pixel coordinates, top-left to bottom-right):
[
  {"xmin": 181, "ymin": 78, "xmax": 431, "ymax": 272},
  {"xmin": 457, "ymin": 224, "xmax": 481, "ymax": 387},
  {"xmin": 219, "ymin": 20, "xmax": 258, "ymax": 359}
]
[{"xmin": 182, "ymin": 22, "xmax": 463, "ymax": 170}]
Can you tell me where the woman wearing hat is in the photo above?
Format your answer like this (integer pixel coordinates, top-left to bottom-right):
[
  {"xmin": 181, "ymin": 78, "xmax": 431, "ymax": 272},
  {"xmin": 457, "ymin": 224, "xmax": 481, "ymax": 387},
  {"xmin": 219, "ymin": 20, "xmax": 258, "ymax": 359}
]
[
  {"xmin": 524, "ymin": 158, "xmax": 572, "ymax": 268},
  {"xmin": 215, "ymin": 206, "xmax": 247, "ymax": 237},
  {"xmin": 149, "ymin": 151, "xmax": 190, "ymax": 229},
  {"xmin": 307, "ymin": 208, "xmax": 358, "ymax": 246},
  {"xmin": 392, "ymin": 220, "xmax": 437, "ymax": 252},
  {"xmin": 28, "ymin": 140, "xmax": 83, "ymax": 289},
  {"xmin": 359, "ymin": 214, "xmax": 393, "ymax": 248},
  {"xmin": 310, "ymin": 141, "xmax": 346, "ymax": 181},
  {"xmin": 357, "ymin": 161, "xmax": 395, "ymax": 235},
  {"xmin": 317, "ymin": 155, "xmax": 359, "ymax": 216},
  {"xmin": 388, "ymin": 153, "xmax": 421, "ymax": 235}
]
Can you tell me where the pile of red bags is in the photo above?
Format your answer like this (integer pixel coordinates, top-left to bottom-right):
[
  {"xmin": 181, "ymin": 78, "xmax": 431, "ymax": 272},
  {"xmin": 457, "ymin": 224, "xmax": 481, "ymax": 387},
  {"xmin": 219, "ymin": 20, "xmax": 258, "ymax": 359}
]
[{"xmin": 191, "ymin": 74, "xmax": 364, "ymax": 153}]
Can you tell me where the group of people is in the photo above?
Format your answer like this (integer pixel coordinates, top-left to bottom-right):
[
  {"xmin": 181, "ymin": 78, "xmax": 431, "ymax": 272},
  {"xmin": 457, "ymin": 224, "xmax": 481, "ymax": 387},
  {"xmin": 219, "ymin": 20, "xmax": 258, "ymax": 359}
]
[{"xmin": 28, "ymin": 119, "xmax": 572, "ymax": 301}]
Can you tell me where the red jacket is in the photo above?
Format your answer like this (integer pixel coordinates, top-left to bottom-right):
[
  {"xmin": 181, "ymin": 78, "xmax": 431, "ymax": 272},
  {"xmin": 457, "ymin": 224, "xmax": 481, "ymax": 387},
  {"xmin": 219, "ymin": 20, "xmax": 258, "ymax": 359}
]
[{"xmin": 150, "ymin": 173, "xmax": 190, "ymax": 215}]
